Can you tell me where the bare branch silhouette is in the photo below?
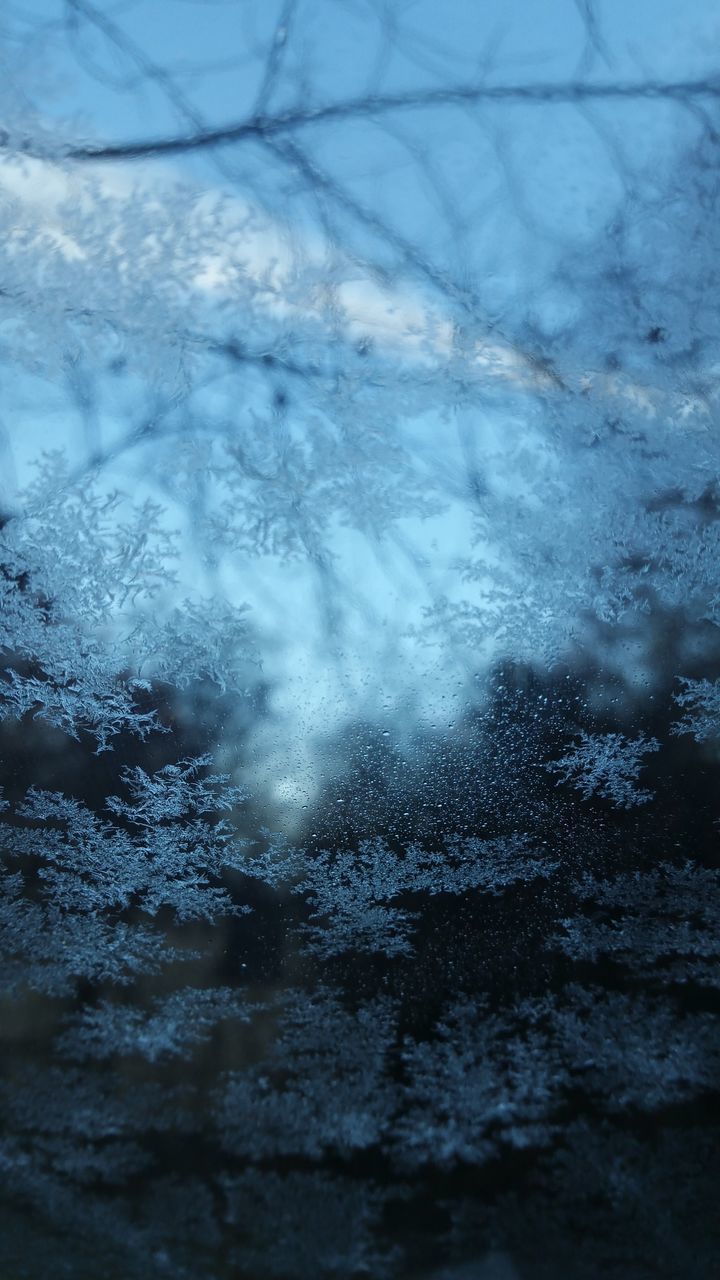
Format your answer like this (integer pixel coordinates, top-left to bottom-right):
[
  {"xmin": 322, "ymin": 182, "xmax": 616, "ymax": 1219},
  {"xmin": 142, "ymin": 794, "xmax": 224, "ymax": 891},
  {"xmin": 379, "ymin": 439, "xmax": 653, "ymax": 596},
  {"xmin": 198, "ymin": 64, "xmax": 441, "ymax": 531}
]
[{"xmin": 55, "ymin": 76, "xmax": 720, "ymax": 162}]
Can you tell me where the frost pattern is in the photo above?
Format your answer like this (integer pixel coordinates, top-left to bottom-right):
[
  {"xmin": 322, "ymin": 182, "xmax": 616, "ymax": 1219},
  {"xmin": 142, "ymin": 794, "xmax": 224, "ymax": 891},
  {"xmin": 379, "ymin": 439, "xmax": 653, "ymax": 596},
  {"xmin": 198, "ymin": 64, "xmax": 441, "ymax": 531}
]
[
  {"xmin": 214, "ymin": 990, "xmax": 397, "ymax": 1159},
  {"xmin": 546, "ymin": 731, "xmax": 661, "ymax": 808},
  {"xmin": 393, "ymin": 997, "xmax": 564, "ymax": 1167},
  {"xmin": 0, "ymin": 460, "xmax": 256, "ymax": 752},
  {"xmin": 57, "ymin": 988, "xmax": 255, "ymax": 1064},
  {"xmin": 671, "ymin": 677, "xmax": 720, "ymax": 742},
  {"xmin": 2, "ymin": 4, "xmax": 720, "ymax": 1277},
  {"xmin": 554, "ymin": 862, "xmax": 720, "ymax": 988},
  {"xmin": 0, "ymin": 757, "xmax": 250, "ymax": 998},
  {"xmin": 289, "ymin": 834, "xmax": 557, "ymax": 956}
]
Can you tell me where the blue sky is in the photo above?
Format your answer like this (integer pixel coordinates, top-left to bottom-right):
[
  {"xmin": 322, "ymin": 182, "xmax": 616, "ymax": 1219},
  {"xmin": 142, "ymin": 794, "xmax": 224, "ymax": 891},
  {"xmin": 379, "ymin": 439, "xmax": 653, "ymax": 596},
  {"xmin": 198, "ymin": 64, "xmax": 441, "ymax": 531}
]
[{"xmin": 2, "ymin": 0, "xmax": 719, "ymax": 815}]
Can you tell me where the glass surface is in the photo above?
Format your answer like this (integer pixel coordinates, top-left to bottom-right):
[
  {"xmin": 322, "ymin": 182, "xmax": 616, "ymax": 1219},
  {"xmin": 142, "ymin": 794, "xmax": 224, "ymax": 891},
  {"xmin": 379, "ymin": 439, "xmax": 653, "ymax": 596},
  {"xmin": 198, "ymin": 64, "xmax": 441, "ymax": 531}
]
[{"xmin": 1, "ymin": 3, "xmax": 719, "ymax": 1277}]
